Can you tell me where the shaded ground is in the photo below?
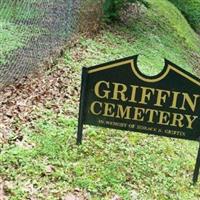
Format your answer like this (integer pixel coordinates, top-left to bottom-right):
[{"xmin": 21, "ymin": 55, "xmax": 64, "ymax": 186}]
[
  {"xmin": 0, "ymin": 0, "xmax": 79, "ymax": 86},
  {"xmin": 0, "ymin": 29, "xmax": 200, "ymax": 199},
  {"xmin": 0, "ymin": 1, "xmax": 200, "ymax": 199}
]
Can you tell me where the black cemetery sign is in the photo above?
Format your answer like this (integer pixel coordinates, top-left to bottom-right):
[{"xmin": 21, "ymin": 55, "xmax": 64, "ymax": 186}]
[{"xmin": 77, "ymin": 55, "xmax": 200, "ymax": 183}]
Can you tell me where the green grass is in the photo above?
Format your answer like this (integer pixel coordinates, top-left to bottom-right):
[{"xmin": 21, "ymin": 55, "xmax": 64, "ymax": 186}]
[
  {"xmin": 0, "ymin": 1, "xmax": 41, "ymax": 21},
  {"xmin": 1, "ymin": 27, "xmax": 200, "ymax": 198},
  {"xmin": 66, "ymin": 0, "xmax": 200, "ymax": 76},
  {"xmin": 1, "ymin": 0, "xmax": 200, "ymax": 199},
  {"xmin": 0, "ymin": 1, "xmax": 44, "ymax": 64},
  {"xmin": 1, "ymin": 111, "xmax": 199, "ymax": 199},
  {"xmin": 169, "ymin": 0, "xmax": 200, "ymax": 32},
  {"xmin": 129, "ymin": 0, "xmax": 200, "ymax": 74},
  {"xmin": 0, "ymin": 21, "xmax": 41, "ymax": 65}
]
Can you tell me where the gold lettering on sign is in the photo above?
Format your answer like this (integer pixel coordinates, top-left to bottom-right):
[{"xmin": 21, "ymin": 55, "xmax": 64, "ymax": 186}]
[
  {"xmin": 180, "ymin": 93, "xmax": 200, "ymax": 112},
  {"xmin": 133, "ymin": 107, "xmax": 145, "ymax": 121},
  {"xmin": 170, "ymin": 113, "xmax": 184, "ymax": 128},
  {"xmin": 185, "ymin": 115, "xmax": 198, "ymax": 129},
  {"xmin": 155, "ymin": 89, "xmax": 170, "ymax": 107},
  {"xmin": 170, "ymin": 91, "xmax": 180, "ymax": 109},
  {"xmin": 158, "ymin": 111, "xmax": 170, "ymax": 126},
  {"xmin": 129, "ymin": 85, "xmax": 139, "ymax": 103},
  {"xmin": 116, "ymin": 105, "xmax": 132, "ymax": 120},
  {"xmin": 146, "ymin": 109, "xmax": 158, "ymax": 123},
  {"xmin": 112, "ymin": 83, "xmax": 128, "ymax": 101},
  {"xmin": 91, "ymin": 81, "xmax": 199, "ymax": 129},
  {"xmin": 94, "ymin": 81, "xmax": 110, "ymax": 99},
  {"xmin": 90, "ymin": 101, "xmax": 102, "ymax": 115},
  {"xmin": 139, "ymin": 87, "xmax": 155, "ymax": 105},
  {"xmin": 103, "ymin": 103, "xmax": 115, "ymax": 117}
]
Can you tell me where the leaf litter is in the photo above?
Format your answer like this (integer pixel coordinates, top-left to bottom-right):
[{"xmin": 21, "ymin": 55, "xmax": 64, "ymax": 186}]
[{"xmin": 0, "ymin": 57, "xmax": 80, "ymax": 145}]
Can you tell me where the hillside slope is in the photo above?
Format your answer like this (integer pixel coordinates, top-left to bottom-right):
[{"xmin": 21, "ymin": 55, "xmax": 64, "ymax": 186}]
[
  {"xmin": 1, "ymin": 1, "xmax": 200, "ymax": 200},
  {"xmin": 125, "ymin": 0, "xmax": 200, "ymax": 75},
  {"xmin": 169, "ymin": 0, "xmax": 200, "ymax": 33},
  {"xmin": 72, "ymin": 0, "xmax": 200, "ymax": 76}
]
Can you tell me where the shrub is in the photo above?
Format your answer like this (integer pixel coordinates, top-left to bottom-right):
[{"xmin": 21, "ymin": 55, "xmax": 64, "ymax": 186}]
[{"xmin": 103, "ymin": 0, "xmax": 148, "ymax": 22}]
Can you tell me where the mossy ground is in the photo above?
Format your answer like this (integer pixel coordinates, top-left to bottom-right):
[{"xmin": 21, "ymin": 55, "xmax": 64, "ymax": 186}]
[
  {"xmin": 0, "ymin": 1, "xmax": 42, "ymax": 64},
  {"xmin": 1, "ymin": 111, "xmax": 200, "ymax": 199},
  {"xmin": 169, "ymin": 0, "xmax": 200, "ymax": 32},
  {"xmin": 1, "ymin": 0, "xmax": 200, "ymax": 199}
]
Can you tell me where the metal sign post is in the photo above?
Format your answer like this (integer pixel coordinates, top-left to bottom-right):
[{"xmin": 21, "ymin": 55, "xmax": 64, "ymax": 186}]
[
  {"xmin": 193, "ymin": 138, "xmax": 200, "ymax": 184},
  {"xmin": 77, "ymin": 67, "xmax": 88, "ymax": 145}
]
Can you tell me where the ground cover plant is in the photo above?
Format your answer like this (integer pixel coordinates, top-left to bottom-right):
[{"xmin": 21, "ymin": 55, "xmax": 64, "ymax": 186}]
[
  {"xmin": 169, "ymin": 0, "xmax": 200, "ymax": 33},
  {"xmin": 1, "ymin": 28, "xmax": 200, "ymax": 199},
  {"xmin": 0, "ymin": 0, "xmax": 200, "ymax": 199},
  {"xmin": 0, "ymin": 21, "xmax": 40, "ymax": 65},
  {"xmin": 0, "ymin": 0, "xmax": 78, "ymax": 86},
  {"xmin": 0, "ymin": 1, "xmax": 42, "ymax": 64},
  {"xmin": 67, "ymin": 0, "xmax": 200, "ymax": 75}
]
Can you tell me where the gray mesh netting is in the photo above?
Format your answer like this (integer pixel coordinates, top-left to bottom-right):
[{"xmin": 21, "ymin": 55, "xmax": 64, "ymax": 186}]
[{"xmin": 0, "ymin": 0, "xmax": 80, "ymax": 87}]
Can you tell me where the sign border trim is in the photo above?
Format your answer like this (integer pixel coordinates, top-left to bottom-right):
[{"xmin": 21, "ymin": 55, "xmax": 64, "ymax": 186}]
[{"xmin": 88, "ymin": 55, "xmax": 200, "ymax": 86}]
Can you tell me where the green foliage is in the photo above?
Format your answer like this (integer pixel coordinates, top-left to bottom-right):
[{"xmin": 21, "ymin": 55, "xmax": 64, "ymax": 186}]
[
  {"xmin": 0, "ymin": 1, "xmax": 44, "ymax": 64},
  {"xmin": 169, "ymin": 0, "xmax": 200, "ymax": 32},
  {"xmin": 128, "ymin": 0, "xmax": 200, "ymax": 74},
  {"xmin": 103, "ymin": 0, "xmax": 148, "ymax": 22},
  {"xmin": 103, "ymin": 0, "xmax": 123, "ymax": 21},
  {"xmin": 1, "ymin": 111, "xmax": 200, "ymax": 199},
  {"xmin": 0, "ymin": 21, "xmax": 41, "ymax": 64},
  {"xmin": 1, "ymin": 0, "xmax": 200, "ymax": 199},
  {"xmin": 0, "ymin": 1, "xmax": 40, "ymax": 21},
  {"xmin": 65, "ymin": 0, "xmax": 200, "ymax": 76}
]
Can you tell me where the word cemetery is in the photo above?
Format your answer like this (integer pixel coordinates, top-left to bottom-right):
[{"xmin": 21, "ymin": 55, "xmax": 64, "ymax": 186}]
[{"xmin": 77, "ymin": 55, "xmax": 200, "ymax": 184}]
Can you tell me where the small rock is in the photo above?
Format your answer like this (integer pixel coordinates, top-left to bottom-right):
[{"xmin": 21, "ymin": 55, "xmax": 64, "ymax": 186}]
[
  {"xmin": 62, "ymin": 193, "xmax": 77, "ymax": 200},
  {"xmin": 131, "ymin": 190, "xmax": 138, "ymax": 200},
  {"xmin": 112, "ymin": 195, "xmax": 122, "ymax": 200}
]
